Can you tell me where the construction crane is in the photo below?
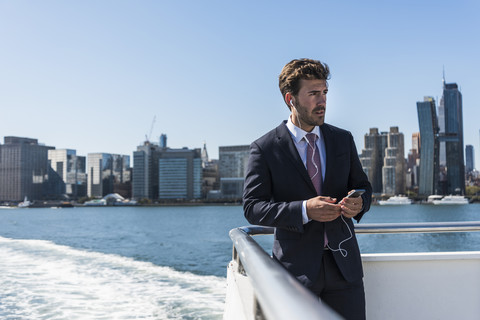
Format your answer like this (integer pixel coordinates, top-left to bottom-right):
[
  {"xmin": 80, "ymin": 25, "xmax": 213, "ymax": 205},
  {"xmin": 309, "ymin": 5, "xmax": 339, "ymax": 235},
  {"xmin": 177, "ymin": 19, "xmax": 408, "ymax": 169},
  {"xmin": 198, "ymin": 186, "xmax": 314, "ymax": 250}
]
[{"xmin": 145, "ymin": 115, "xmax": 156, "ymax": 143}]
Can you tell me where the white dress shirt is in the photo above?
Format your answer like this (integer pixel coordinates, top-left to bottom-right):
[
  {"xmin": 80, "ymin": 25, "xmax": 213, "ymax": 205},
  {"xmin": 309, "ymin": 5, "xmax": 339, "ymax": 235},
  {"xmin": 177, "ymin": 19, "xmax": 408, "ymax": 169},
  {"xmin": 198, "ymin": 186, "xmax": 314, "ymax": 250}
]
[{"xmin": 286, "ymin": 116, "xmax": 326, "ymax": 224}]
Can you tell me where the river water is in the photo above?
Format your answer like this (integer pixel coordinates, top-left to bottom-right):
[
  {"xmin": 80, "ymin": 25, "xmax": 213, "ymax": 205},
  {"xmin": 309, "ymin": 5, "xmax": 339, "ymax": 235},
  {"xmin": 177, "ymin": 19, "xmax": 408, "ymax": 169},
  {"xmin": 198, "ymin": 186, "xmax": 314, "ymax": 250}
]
[{"xmin": 0, "ymin": 204, "xmax": 479, "ymax": 319}]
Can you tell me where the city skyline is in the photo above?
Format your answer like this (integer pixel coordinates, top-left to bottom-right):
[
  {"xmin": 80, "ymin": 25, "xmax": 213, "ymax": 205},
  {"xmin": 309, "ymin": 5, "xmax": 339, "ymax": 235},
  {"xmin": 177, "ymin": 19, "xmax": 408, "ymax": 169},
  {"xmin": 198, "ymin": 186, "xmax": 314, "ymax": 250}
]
[{"xmin": 1, "ymin": 1, "xmax": 479, "ymax": 164}]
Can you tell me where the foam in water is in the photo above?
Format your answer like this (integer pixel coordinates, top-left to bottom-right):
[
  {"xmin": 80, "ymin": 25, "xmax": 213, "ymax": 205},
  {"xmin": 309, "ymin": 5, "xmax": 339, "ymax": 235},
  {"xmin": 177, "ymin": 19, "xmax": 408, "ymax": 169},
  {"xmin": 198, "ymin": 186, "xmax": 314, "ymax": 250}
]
[{"xmin": 0, "ymin": 236, "xmax": 225, "ymax": 320}]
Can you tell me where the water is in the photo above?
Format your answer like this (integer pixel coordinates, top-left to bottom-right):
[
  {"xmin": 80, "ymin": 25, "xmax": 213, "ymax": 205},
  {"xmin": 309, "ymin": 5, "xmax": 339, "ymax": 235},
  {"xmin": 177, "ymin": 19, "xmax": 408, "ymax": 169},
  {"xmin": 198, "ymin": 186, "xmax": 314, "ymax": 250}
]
[
  {"xmin": 0, "ymin": 204, "xmax": 479, "ymax": 319},
  {"xmin": 358, "ymin": 204, "xmax": 480, "ymax": 253}
]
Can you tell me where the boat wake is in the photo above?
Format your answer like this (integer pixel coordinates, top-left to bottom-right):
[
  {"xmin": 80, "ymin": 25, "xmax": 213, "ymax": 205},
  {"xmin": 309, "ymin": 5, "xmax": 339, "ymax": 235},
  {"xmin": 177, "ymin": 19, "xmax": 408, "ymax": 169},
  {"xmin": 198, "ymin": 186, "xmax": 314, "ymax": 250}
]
[{"xmin": 0, "ymin": 236, "xmax": 225, "ymax": 320}]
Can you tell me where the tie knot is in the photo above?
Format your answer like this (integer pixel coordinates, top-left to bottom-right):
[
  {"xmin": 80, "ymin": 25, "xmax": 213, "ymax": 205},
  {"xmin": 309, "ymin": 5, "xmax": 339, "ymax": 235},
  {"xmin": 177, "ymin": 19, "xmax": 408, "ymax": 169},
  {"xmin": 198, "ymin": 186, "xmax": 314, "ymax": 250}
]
[{"xmin": 305, "ymin": 133, "xmax": 317, "ymax": 145}]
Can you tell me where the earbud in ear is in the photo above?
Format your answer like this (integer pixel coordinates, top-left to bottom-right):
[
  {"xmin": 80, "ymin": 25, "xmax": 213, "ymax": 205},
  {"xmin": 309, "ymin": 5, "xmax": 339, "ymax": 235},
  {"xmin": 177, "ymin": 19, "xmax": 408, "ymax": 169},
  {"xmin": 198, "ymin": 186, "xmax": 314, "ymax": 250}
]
[{"xmin": 290, "ymin": 99, "xmax": 295, "ymax": 108}]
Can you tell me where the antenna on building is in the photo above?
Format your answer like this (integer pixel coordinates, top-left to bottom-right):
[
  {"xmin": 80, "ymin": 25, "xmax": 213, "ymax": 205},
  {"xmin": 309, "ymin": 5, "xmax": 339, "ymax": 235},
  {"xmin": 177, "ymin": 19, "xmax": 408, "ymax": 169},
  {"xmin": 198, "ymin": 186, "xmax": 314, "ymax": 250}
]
[{"xmin": 442, "ymin": 65, "xmax": 446, "ymax": 88}]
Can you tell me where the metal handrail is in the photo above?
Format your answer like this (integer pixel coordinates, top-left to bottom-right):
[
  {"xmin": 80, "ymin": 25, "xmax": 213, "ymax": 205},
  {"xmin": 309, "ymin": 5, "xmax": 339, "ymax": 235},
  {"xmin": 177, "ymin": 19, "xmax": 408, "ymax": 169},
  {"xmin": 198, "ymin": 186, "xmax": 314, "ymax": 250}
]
[
  {"xmin": 355, "ymin": 221, "xmax": 480, "ymax": 233},
  {"xmin": 241, "ymin": 221, "xmax": 480, "ymax": 236},
  {"xmin": 229, "ymin": 221, "xmax": 480, "ymax": 320}
]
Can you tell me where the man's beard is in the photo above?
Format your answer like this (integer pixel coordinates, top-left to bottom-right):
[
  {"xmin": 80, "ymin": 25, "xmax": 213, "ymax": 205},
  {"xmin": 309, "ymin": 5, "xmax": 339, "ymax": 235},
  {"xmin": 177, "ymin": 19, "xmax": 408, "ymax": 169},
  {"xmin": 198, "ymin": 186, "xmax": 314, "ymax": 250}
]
[{"xmin": 295, "ymin": 102, "xmax": 325, "ymax": 128}]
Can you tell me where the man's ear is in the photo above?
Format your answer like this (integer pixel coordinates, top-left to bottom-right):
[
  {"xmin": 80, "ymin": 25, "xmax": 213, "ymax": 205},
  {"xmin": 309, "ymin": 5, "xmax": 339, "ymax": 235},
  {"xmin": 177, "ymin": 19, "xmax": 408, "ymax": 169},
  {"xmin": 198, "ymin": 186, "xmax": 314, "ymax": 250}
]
[{"xmin": 284, "ymin": 92, "xmax": 293, "ymax": 110}]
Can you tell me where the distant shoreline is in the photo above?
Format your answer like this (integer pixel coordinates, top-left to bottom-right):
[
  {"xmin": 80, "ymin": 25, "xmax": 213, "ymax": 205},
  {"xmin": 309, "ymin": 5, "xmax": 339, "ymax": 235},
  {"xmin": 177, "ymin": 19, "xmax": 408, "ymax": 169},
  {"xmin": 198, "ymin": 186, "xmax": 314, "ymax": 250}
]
[
  {"xmin": 1, "ymin": 200, "xmax": 244, "ymax": 209},
  {"xmin": 3, "ymin": 196, "xmax": 479, "ymax": 209}
]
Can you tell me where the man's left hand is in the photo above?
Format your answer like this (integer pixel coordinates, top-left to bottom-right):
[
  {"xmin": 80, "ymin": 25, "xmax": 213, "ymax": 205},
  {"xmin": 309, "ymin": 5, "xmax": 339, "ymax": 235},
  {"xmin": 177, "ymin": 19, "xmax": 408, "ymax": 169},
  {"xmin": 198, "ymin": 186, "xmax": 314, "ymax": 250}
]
[{"xmin": 339, "ymin": 196, "xmax": 363, "ymax": 218}]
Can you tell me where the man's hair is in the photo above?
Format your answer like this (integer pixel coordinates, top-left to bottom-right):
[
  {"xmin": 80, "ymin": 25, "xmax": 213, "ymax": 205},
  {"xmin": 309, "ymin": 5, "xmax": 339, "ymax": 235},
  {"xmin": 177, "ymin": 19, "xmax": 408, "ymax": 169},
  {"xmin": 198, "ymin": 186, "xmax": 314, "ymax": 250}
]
[{"xmin": 278, "ymin": 58, "xmax": 330, "ymax": 101}]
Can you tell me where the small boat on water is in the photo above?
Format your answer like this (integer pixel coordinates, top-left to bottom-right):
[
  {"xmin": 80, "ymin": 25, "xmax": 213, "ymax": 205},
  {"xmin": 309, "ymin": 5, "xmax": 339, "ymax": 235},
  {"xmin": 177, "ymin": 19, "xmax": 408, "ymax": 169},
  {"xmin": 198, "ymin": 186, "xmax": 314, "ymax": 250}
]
[
  {"xmin": 378, "ymin": 195, "xmax": 412, "ymax": 205},
  {"xmin": 17, "ymin": 196, "xmax": 32, "ymax": 208},
  {"xmin": 427, "ymin": 195, "xmax": 443, "ymax": 203},
  {"xmin": 432, "ymin": 195, "xmax": 469, "ymax": 205},
  {"xmin": 83, "ymin": 199, "xmax": 107, "ymax": 206}
]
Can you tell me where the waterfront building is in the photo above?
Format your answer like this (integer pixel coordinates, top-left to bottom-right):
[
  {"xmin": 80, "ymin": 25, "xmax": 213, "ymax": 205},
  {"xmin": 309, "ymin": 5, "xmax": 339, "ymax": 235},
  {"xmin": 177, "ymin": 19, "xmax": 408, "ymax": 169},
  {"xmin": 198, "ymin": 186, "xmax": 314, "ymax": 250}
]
[
  {"xmin": 203, "ymin": 159, "xmax": 220, "ymax": 198},
  {"xmin": 406, "ymin": 133, "xmax": 420, "ymax": 189},
  {"xmin": 48, "ymin": 149, "xmax": 87, "ymax": 199},
  {"xmin": 132, "ymin": 141, "xmax": 203, "ymax": 201},
  {"xmin": 218, "ymin": 145, "xmax": 250, "ymax": 199},
  {"xmin": 158, "ymin": 148, "xmax": 202, "ymax": 200},
  {"xmin": 219, "ymin": 145, "xmax": 250, "ymax": 178},
  {"xmin": 465, "ymin": 145, "xmax": 474, "ymax": 174},
  {"xmin": 382, "ymin": 127, "xmax": 406, "ymax": 195},
  {"xmin": 417, "ymin": 97, "xmax": 440, "ymax": 196},
  {"xmin": 407, "ymin": 133, "xmax": 420, "ymax": 170},
  {"xmin": 442, "ymin": 81, "xmax": 465, "ymax": 195},
  {"xmin": 200, "ymin": 142, "xmax": 220, "ymax": 198},
  {"xmin": 438, "ymin": 94, "xmax": 446, "ymax": 166},
  {"xmin": 87, "ymin": 153, "xmax": 131, "ymax": 198},
  {"xmin": 360, "ymin": 127, "xmax": 406, "ymax": 196},
  {"xmin": 359, "ymin": 128, "xmax": 388, "ymax": 194},
  {"xmin": 133, "ymin": 143, "xmax": 162, "ymax": 200},
  {"xmin": 0, "ymin": 136, "xmax": 54, "ymax": 201}
]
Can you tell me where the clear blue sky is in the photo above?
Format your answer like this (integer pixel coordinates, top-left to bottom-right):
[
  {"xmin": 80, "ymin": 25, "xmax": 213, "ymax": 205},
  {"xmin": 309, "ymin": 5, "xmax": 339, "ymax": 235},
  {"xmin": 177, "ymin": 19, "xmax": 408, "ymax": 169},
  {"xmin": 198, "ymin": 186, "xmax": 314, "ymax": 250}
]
[{"xmin": 1, "ymin": 1, "xmax": 479, "ymax": 166}]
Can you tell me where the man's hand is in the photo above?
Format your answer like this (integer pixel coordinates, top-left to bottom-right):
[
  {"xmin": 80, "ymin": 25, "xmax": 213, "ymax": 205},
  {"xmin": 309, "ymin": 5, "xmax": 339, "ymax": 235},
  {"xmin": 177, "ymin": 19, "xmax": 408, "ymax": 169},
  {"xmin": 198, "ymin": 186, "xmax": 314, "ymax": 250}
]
[
  {"xmin": 306, "ymin": 196, "xmax": 341, "ymax": 222},
  {"xmin": 339, "ymin": 193, "xmax": 363, "ymax": 218}
]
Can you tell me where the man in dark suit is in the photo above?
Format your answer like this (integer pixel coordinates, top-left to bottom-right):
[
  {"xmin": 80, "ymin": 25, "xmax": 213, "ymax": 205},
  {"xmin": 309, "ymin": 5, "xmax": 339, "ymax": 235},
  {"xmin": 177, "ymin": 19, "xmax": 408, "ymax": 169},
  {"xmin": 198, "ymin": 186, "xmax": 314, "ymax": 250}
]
[{"xmin": 243, "ymin": 58, "xmax": 372, "ymax": 320}]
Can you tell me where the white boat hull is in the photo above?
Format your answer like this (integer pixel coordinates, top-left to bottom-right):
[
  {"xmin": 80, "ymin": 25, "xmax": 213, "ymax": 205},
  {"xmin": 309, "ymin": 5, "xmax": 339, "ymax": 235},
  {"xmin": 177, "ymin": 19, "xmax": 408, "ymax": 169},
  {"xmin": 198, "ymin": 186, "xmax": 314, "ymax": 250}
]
[
  {"xmin": 225, "ymin": 251, "xmax": 480, "ymax": 320},
  {"xmin": 378, "ymin": 196, "xmax": 412, "ymax": 205},
  {"xmin": 432, "ymin": 196, "xmax": 469, "ymax": 205}
]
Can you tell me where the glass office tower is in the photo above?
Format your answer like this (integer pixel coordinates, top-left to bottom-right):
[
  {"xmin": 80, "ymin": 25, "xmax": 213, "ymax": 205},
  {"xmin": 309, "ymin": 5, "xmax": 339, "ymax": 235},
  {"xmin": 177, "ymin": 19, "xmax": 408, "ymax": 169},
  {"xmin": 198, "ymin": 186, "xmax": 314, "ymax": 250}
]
[
  {"xmin": 442, "ymin": 82, "xmax": 465, "ymax": 194},
  {"xmin": 48, "ymin": 149, "xmax": 87, "ymax": 199},
  {"xmin": 87, "ymin": 153, "xmax": 131, "ymax": 198},
  {"xmin": 133, "ymin": 143, "xmax": 161, "ymax": 200},
  {"xmin": 417, "ymin": 97, "xmax": 440, "ymax": 196},
  {"xmin": 438, "ymin": 96, "xmax": 446, "ymax": 166},
  {"xmin": 218, "ymin": 145, "xmax": 250, "ymax": 199},
  {"xmin": 158, "ymin": 148, "xmax": 202, "ymax": 200},
  {"xmin": 465, "ymin": 145, "xmax": 474, "ymax": 174}
]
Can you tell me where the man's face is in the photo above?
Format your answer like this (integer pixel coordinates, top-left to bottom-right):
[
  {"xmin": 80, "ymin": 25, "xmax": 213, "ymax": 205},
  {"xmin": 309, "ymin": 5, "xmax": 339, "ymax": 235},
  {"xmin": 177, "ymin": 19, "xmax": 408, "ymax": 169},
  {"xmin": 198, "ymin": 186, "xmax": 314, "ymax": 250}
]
[{"xmin": 290, "ymin": 79, "xmax": 328, "ymax": 131}]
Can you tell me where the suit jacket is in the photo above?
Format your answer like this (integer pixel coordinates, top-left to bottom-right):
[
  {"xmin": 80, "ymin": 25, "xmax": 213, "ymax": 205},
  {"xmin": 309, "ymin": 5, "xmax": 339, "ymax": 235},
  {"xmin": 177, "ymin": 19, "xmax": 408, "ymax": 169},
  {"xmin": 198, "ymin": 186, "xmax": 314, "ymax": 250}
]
[{"xmin": 243, "ymin": 121, "xmax": 372, "ymax": 287}]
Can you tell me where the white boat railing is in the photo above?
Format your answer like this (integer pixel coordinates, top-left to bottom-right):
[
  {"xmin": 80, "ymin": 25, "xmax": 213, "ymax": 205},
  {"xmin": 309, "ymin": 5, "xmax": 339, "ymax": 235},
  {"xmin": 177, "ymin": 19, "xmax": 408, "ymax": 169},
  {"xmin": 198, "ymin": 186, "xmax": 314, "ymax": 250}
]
[
  {"xmin": 226, "ymin": 222, "xmax": 480, "ymax": 320},
  {"xmin": 227, "ymin": 226, "xmax": 342, "ymax": 320},
  {"xmin": 355, "ymin": 221, "xmax": 480, "ymax": 234}
]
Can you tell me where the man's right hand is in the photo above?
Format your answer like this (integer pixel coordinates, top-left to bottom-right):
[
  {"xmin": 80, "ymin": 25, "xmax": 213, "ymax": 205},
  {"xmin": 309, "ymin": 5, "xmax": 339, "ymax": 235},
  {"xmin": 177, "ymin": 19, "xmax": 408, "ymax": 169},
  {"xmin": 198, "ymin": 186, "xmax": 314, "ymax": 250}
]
[{"xmin": 306, "ymin": 196, "xmax": 342, "ymax": 222}]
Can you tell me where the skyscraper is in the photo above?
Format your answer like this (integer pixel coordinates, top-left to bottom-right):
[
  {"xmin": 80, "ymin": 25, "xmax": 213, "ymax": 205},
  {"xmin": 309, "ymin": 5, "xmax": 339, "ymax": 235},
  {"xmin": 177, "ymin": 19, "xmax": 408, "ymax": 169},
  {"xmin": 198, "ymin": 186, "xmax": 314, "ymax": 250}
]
[
  {"xmin": 0, "ymin": 137, "xmax": 54, "ymax": 201},
  {"xmin": 417, "ymin": 97, "xmax": 440, "ymax": 196},
  {"xmin": 359, "ymin": 128, "xmax": 388, "ymax": 194},
  {"xmin": 438, "ymin": 94, "xmax": 446, "ymax": 166},
  {"xmin": 465, "ymin": 145, "xmax": 474, "ymax": 174},
  {"xmin": 408, "ymin": 133, "xmax": 421, "ymax": 169},
  {"xmin": 382, "ymin": 127, "xmax": 406, "ymax": 195},
  {"xmin": 442, "ymin": 81, "xmax": 465, "ymax": 194},
  {"xmin": 406, "ymin": 133, "xmax": 421, "ymax": 189}
]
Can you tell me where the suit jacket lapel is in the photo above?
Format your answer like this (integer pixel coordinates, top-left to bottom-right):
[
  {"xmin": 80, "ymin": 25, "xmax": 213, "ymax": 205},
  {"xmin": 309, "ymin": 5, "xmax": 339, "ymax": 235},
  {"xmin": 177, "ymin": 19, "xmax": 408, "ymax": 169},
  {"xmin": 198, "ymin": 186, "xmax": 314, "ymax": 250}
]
[{"xmin": 275, "ymin": 122, "xmax": 317, "ymax": 194}]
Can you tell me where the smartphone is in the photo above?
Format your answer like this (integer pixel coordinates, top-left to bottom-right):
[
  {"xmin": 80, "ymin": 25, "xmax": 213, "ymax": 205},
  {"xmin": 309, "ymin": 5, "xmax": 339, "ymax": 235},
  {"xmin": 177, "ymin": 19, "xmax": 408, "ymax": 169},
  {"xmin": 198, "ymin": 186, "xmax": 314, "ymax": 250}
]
[{"xmin": 346, "ymin": 189, "xmax": 365, "ymax": 198}]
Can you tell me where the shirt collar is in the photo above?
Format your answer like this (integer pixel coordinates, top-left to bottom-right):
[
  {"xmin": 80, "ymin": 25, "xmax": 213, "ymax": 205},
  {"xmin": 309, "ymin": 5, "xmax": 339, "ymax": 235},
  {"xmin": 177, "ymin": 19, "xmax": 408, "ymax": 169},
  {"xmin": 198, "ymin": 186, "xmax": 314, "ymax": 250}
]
[{"xmin": 286, "ymin": 115, "xmax": 321, "ymax": 143}]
